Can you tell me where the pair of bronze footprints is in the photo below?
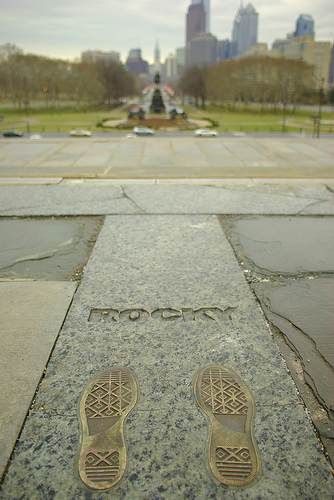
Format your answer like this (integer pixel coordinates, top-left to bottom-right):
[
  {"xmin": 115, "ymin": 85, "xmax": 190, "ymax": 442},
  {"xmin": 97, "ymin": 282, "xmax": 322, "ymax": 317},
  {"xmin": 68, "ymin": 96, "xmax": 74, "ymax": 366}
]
[{"xmin": 78, "ymin": 365, "xmax": 261, "ymax": 490}]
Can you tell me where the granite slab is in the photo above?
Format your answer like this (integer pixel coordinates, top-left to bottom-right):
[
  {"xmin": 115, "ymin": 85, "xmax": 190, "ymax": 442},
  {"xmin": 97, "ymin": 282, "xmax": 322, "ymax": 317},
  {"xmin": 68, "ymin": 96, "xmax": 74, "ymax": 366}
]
[
  {"xmin": 0, "ymin": 182, "xmax": 333, "ymax": 216},
  {"xmin": 3, "ymin": 403, "xmax": 330, "ymax": 499},
  {"xmin": 122, "ymin": 184, "xmax": 334, "ymax": 215},
  {"xmin": 0, "ymin": 280, "xmax": 76, "ymax": 479},
  {"xmin": 1, "ymin": 215, "xmax": 332, "ymax": 497},
  {"xmin": 0, "ymin": 184, "xmax": 140, "ymax": 216}
]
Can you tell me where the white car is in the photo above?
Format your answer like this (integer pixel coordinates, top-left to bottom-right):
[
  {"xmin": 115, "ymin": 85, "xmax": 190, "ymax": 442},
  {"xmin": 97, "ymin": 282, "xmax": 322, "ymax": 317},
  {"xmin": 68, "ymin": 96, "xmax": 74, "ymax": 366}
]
[
  {"xmin": 69, "ymin": 129, "xmax": 92, "ymax": 137},
  {"xmin": 133, "ymin": 126, "xmax": 155, "ymax": 136},
  {"xmin": 29, "ymin": 134, "xmax": 42, "ymax": 140},
  {"xmin": 195, "ymin": 128, "xmax": 218, "ymax": 137}
]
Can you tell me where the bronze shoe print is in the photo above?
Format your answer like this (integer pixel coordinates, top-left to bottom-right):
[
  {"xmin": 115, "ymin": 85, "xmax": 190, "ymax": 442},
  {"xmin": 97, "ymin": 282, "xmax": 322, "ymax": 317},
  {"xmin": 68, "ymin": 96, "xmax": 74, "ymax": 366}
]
[
  {"xmin": 194, "ymin": 365, "xmax": 261, "ymax": 486},
  {"xmin": 78, "ymin": 368, "xmax": 138, "ymax": 490}
]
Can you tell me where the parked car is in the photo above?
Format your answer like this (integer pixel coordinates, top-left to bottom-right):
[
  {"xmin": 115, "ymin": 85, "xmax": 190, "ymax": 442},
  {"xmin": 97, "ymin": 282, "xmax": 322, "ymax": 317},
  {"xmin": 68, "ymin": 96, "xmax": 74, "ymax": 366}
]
[
  {"xmin": 194, "ymin": 128, "xmax": 218, "ymax": 137},
  {"xmin": 128, "ymin": 106, "xmax": 145, "ymax": 119},
  {"xmin": 133, "ymin": 127, "xmax": 155, "ymax": 137},
  {"xmin": 169, "ymin": 107, "xmax": 187, "ymax": 119},
  {"xmin": 69, "ymin": 129, "xmax": 92, "ymax": 137},
  {"xmin": 2, "ymin": 130, "xmax": 24, "ymax": 138},
  {"xmin": 29, "ymin": 134, "xmax": 42, "ymax": 140}
]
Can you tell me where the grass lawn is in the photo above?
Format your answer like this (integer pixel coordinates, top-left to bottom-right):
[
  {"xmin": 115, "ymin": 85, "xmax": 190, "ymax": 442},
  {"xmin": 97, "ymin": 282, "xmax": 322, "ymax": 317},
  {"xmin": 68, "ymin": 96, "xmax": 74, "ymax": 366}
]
[
  {"xmin": 0, "ymin": 106, "xmax": 124, "ymax": 133},
  {"xmin": 185, "ymin": 105, "xmax": 334, "ymax": 134}
]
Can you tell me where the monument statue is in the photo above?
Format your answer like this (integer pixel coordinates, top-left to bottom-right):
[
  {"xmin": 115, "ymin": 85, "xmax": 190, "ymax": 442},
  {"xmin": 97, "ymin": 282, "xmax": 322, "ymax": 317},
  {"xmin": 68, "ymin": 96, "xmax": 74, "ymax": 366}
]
[{"xmin": 150, "ymin": 72, "xmax": 165, "ymax": 114}]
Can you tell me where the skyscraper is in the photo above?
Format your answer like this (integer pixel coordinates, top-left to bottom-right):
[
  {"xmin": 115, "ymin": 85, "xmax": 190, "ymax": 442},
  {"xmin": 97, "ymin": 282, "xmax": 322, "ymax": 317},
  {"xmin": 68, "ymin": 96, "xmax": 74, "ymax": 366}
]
[
  {"xmin": 191, "ymin": 0, "xmax": 210, "ymax": 32},
  {"xmin": 217, "ymin": 39, "xmax": 232, "ymax": 61},
  {"xmin": 187, "ymin": 32, "xmax": 217, "ymax": 67},
  {"xmin": 232, "ymin": 3, "xmax": 258, "ymax": 57},
  {"xmin": 294, "ymin": 14, "xmax": 315, "ymax": 39},
  {"xmin": 186, "ymin": 2, "xmax": 206, "ymax": 44}
]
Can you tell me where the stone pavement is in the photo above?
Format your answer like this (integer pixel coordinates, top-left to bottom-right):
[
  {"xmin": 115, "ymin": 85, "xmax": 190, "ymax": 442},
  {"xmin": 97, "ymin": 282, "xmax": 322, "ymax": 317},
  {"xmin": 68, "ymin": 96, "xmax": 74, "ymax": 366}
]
[
  {"xmin": 0, "ymin": 281, "xmax": 76, "ymax": 479},
  {"xmin": 0, "ymin": 136, "xmax": 334, "ymax": 178},
  {"xmin": 0, "ymin": 179, "xmax": 334, "ymax": 498}
]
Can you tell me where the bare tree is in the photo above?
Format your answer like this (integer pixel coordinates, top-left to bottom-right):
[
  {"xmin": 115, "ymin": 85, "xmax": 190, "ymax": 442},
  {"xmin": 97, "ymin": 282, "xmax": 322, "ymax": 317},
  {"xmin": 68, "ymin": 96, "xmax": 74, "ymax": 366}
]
[{"xmin": 179, "ymin": 66, "xmax": 207, "ymax": 108}]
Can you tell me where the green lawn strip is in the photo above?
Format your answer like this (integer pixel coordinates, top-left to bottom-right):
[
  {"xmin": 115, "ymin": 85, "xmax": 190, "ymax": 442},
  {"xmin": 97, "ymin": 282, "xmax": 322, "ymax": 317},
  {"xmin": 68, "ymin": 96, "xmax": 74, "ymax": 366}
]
[
  {"xmin": 184, "ymin": 106, "xmax": 334, "ymax": 133},
  {"xmin": 1, "ymin": 104, "xmax": 334, "ymax": 134},
  {"xmin": 0, "ymin": 107, "xmax": 123, "ymax": 133}
]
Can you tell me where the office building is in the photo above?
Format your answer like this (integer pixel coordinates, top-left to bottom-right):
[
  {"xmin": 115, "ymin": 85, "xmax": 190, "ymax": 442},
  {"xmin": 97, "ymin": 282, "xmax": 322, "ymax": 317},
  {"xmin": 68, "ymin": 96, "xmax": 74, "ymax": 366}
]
[
  {"xmin": 186, "ymin": 2, "xmax": 206, "ymax": 44},
  {"xmin": 242, "ymin": 42, "xmax": 268, "ymax": 57},
  {"xmin": 294, "ymin": 14, "xmax": 315, "ymax": 39},
  {"xmin": 175, "ymin": 47, "xmax": 186, "ymax": 75},
  {"xmin": 191, "ymin": 0, "xmax": 210, "ymax": 32},
  {"xmin": 217, "ymin": 39, "xmax": 232, "ymax": 61},
  {"xmin": 187, "ymin": 32, "xmax": 217, "ymax": 67},
  {"xmin": 232, "ymin": 3, "xmax": 258, "ymax": 57},
  {"xmin": 165, "ymin": 53, "xmax": 178, "ymax": 80},
  {"xmin": 126, "ymin": 48, "xmax": 149, "ymax": 75},
  {"xmin": 81, "ymin": 50, "xmax": 120, "ymax": 64},
  {"xmin": 271, "ymin": 36, "xmax": 331, "ymax": 88}
]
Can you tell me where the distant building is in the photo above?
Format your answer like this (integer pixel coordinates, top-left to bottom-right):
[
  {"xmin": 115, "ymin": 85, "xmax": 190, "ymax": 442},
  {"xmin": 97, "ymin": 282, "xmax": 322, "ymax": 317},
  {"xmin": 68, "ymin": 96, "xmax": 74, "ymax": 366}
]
[
  {"xmin": 186, "ymin": 2, "xmax": 206, "ymax": 44},
  {"xmin": 154, "ymin": 41, "xmax": 161, "ymax": 65},
  {"xmin": 187, "ymin": 32, "xmax": 217, "ymax": 67},
  {"xmin": 271, "ymin": 36, "xmax": 332, "ymax": 88},
  {"xmin": 191, "ymin": 0, "xmax": 210, "ymax": 32},
  {"xmin": 126, "ymin": 48, "xmax": 149, "ymax": 75},
  {"xmin": 272, "ymin": 38, "xmax": 291, "ymax": 53},
  {"xmin": 81, "ymin": 50, "xmax": 120, "ymax": 64},
  {"xmin": 217, "ymin": 39, "xmax": 232, "ymax": 61},
  {"xmin": 294, "ymin": 14, "xmax": 315, "ymax": 39},
  {"xmin": 232, "ymin": 3, "xmax": 258, "ymax": 57},
  {"xmin": 242, "ymin": 42, "xmax": 268, "ymax": 57},
  {"xmin": 175, "ymin": 47, "xmax": 186, "ymax": 76},
  {"xmin": 165, "ymin": 53, "xmax": 178, "ymax": 80},
  {"xmin": 153, "ymin": 40, "xmax": 162, "ymax": 73}
]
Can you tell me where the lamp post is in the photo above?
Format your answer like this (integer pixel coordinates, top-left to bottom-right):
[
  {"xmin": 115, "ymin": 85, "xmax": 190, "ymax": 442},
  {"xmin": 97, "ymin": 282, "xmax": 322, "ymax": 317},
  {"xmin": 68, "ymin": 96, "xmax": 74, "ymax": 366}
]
[{"xmin": 316, "ymin": 78, "xmax": 325, "ymax": 138}]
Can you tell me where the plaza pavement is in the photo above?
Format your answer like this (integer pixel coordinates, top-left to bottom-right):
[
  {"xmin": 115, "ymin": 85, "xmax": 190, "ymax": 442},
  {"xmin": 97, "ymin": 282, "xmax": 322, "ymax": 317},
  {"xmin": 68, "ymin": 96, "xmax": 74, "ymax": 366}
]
[
  {"xmin": 0, "ymin": 137, "xmax": 334, "ymax": 498},
  {"xmin": 0, "ymin": 136, "xmax": 334, "ymax": 179}
]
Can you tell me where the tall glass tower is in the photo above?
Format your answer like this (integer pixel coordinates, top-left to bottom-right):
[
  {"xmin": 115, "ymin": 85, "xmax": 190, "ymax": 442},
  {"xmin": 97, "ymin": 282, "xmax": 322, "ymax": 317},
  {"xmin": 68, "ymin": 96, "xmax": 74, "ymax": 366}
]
[
  {"xmin": 294, "ymin": 14, "xmax": 315, "ymax": 38},
  {"xmin": 232, "ymin": 3, "xmax": 258, "ymax": 57}
]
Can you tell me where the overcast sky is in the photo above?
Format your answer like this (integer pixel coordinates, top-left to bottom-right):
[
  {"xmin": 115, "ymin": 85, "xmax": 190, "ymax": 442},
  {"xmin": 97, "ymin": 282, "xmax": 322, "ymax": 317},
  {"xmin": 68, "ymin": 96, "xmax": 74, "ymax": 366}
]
[{"xmin": 1, "ymin": 0, "xmax": 333, "ymax": 62}]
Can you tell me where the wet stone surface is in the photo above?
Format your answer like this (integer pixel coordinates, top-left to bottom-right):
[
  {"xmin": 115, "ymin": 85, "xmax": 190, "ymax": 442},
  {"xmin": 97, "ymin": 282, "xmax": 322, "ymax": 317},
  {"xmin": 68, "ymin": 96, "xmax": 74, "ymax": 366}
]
[
  {"xmin": 254, "ymin": 278, "xmax": 334, "ymax": 465},
  {"xmin": 222, "ymin": 216, "xmax": 334, "ymax": 275},
  {"xmin": 0, "ymin": 217, "xmax": 102, "ymax": 280},
  {"xmin": 223, "ymin": 215, "xmax": 334, "ymax": 465}
]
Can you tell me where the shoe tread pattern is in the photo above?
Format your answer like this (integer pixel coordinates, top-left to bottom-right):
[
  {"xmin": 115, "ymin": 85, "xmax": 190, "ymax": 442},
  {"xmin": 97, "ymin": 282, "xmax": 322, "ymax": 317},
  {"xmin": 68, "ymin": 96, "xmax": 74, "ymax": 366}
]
[
  {"xmin": 200, "ymin": 366, "xmax": 248, "ymax": 415},
  {"xmin": 85, "ymin": 450, "xmax": 120, "ymax": 484},
  {"xmin": 85, "ymin": 369, "xmax": 133, "ymax": 419}
]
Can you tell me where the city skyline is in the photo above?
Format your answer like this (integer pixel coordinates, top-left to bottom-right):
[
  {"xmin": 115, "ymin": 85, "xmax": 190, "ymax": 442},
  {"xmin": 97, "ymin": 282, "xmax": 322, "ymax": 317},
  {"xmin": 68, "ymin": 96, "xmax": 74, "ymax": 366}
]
[{"xmin": 1, "ymin": 0, "xmax": 333, "ymax": 62}]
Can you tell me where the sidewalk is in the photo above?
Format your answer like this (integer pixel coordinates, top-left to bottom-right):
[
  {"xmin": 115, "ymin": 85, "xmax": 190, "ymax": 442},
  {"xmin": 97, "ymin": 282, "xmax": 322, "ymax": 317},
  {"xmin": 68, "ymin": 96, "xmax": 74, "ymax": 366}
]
[
  {"xmin": 0, "ymin": 180, "xmax": 333, "ymax": 498},
  {"xmin": 0, "ymin": 136, "xmax": 334, "ymax": 178}
]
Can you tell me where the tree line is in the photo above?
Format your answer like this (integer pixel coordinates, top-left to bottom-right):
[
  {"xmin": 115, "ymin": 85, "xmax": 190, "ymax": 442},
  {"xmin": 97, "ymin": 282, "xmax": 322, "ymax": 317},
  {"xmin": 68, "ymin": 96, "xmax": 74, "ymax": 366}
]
[
  {"xmin": 178, "ymin": 56, "xmax": 324, "ymax": 109},
  {"xmin": 0, "ymin": 44, "xmax": 138, "ymax": 109}
]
